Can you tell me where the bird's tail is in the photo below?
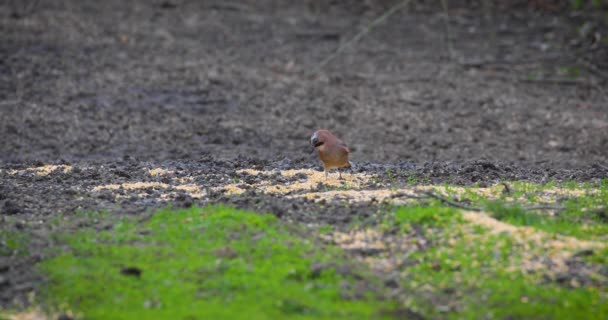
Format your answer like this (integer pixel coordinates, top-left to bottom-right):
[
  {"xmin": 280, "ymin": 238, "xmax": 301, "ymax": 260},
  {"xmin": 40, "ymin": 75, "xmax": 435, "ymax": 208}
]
[{"xmin": 345, "ymin": 161, "xmax": 352, "ymax": 168}]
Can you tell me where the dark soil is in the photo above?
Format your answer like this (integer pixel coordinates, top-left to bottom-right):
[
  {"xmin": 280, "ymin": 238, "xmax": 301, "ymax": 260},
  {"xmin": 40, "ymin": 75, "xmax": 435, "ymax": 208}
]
[{"xmin": 1, "ymin": 0, "xmax": 607, "ymax": 311}]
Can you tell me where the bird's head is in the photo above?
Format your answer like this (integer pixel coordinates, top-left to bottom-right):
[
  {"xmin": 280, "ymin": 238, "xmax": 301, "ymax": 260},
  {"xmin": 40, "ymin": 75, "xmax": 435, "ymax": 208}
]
[
  {"xmin": 310, "ymin": 129, "xmax": 334, "ymax": 154},
  {"xmin": 310, "ymin": 131, "xmax": 324, "ymax": 148},
  {"xmin": 311, "ymin": 129, "xmax": 334, "ymax": 148}
]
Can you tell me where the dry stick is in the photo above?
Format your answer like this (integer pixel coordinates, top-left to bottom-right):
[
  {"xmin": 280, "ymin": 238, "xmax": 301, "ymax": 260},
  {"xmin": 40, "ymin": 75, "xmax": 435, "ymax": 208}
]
[
  {"xmin": 501, "ymin": 182, "xmax": 512, "ymax": 195},
  {"xmin": 412, "ymin": 190, "xmax": 566, "ymax": 213},
  {"xmin": 415, "ymin": 190, "xmax": 482, "ymax": 211},
  {"xmin": 522, "ymin": 205, "xmax": 567, "ymax": 211},
  {"xmin": 390, "ymin": 191, "xmax": 477, "ymax": 210},
  {"xmin": 315, "ymin": 0, "xmax": 413, "ymax": 71}
]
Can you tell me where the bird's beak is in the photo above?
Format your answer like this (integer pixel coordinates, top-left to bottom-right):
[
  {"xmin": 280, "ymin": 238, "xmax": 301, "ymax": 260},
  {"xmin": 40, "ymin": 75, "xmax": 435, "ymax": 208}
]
[{"xmin": 309, "ymin": 136, "xmax": 318, "ymax": 154}]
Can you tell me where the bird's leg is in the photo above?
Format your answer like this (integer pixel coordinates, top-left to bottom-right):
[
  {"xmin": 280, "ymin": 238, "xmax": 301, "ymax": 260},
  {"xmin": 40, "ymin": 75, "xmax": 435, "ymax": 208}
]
[
  {"xmin": 339, "ymin": 168, "xmax": 343, "ymax": 180},
  {"xmin": 325, "ymin": 170, "xmax": 328, "ymax": 180}
]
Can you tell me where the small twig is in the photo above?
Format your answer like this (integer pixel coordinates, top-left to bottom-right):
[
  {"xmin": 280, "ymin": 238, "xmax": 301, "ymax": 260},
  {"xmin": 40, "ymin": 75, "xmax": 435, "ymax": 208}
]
[
  {"xmin": 392, "ymin": 190, "xmax": 566, "ymax": 212},
  {"xmin": 501, "ymin": 182, "xmax": 511, "ymax": 195},
  {"xmin": 415, "ymin": 190, "xmax": 482, "ymax": 211},
  {"xmin": 521, "ymin": 205, "xmax": 565, "ymax": 211},
  {"xmin": 315, "ymin": 0, "xmax": 412, "ymax": 71},
  {"xmin": 390, "ymin": 192, "xmax": 426, "ymax": 200}
]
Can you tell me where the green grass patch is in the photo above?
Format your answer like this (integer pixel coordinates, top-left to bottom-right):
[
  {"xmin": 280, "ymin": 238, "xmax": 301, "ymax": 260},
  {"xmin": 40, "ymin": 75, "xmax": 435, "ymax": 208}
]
[
  {"xmin": 376, "ymin": 203, "xmax": 462, "ymax": 235},
  {"xmin": 585, "ymin": 246, "xmax": 608, "ymax": 265},
  {"xmin": 39, "ymin": 205, "xmax": 394, "ymax": 320},
  {"xmin": 482, "ymin": 180, "xmax": 608, "ymax": 239},
  {"xmin": 371, "ymin": 197, "xmax": 608, "ymax": 319},
  {"xmin": 393, "ymin": 204, "xmax": 461, "ymax": 227},
  {"xmin": 0, "ymin": 229, "xmax": 29, "ymax": 257},
  {"xmin": 396, "ymin": 219, "xmax": 607, "ymax": 319},
  {"xmin": 484, "ymin": 201, "xmax": 545, "ymax": 226}
]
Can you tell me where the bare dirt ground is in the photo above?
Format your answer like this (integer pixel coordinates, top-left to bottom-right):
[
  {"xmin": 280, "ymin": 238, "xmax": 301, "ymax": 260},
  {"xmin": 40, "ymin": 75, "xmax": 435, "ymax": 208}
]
[{"xmin": 1, "ymin": 0, "xmax": 607, "ymax": 312}]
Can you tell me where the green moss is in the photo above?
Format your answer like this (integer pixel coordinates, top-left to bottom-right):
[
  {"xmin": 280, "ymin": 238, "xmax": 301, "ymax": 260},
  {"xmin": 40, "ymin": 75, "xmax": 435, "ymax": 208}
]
[{"xmin": 40, "ymin": 205, "xmax": 394, "ymax": 320}]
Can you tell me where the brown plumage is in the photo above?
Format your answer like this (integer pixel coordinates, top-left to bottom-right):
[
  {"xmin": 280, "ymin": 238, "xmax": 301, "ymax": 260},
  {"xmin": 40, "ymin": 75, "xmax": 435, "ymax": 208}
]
[{"xmin": 310, "ymin": 129, "xmax": 351, "ymax": 179}]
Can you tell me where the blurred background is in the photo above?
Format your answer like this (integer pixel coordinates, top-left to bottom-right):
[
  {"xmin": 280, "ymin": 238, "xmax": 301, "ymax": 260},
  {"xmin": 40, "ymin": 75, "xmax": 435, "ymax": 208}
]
[{"xmin": 1, "ymin": 0, "xmax": 607, "ymax": 167}]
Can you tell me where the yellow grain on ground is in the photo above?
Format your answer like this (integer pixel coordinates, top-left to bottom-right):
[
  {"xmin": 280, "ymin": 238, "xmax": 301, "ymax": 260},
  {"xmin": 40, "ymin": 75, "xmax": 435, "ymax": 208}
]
[
  {"xmin": 331, "ymin": 229, "xmax": 387, "ymax": 251},
  {"xmin": 148, "ymin": 168, "xmax": 175, "ymax": 176},
  {"xmin": 220, "ymin": 184, "xmax": 248, "ymax": 195},
  {"xmin": 326, "ymin": 227, "xmax": 423, "ymax": 272},
  {"xmin": 296, "ymin": 183, "xmax": 599, "ymax": 208},
  {"xmin": 328, "ymin": 208, "xmax": 605, "ymax": 275},
  {"xmin": 555, "ymin": 188, "xmax": 597, "ymax": 196},
  {"xmin": 461, "ymin": 211, "xmax": 604, "ymax": 250},
  {"xmin": 1, "ymin": 310, "xmax": 49, "ymax": 320},
  {"xmin": 294, "ymin": 185, "xmax": 499, "ymax": 204},
  {"xmin": 329, "ymin": 229, "xmax": 396, "ymax": 273},
  {"xmin": 237, "ymin": 168, "xmax": 263, "ymax": 176},
  {"xmin": 92, "ymin": 182, "xmax": 167, "ymax": 192},
  {"xmin": 92, "ymin": 182, "xmax": 207, "ymax": 199},
  {"xmin": 174, "ymin": 184, "xmax": 199, "ymax": 193},
  {"xmin": 287, "ymin": 181, "xmax": 603, "ymax": 276},
  {"xmin": 538, "ymin": 188, "xmax": 598, "ymax": 201},
  {"xmin": 415, "ymin": 184, "xmax": 596, "ymax": 203},
  {"xmin": 7, "ymin": 165, "xmax": 72, "ymax": 176},
  {"xmin": 222, "ymin": 168, "xmax": 371, "ymax": 196},
  {"xmin": 173, "ymin": 176, "xmax": 194, "ymax": 184},
  {"xmin": 1, "ymin": 308, "xmax": 74, "ymax": 320},
  {"xmin": 461, "ymin": 211, "xmax": 605, "ymax": 275},
  {"xmin": 295, "ymin": 185, "xmax": 485, "ymax": 204},
  {"xmin": 294, "ymin": 189, "xmax": 416, "ymax": 204},
  {"xmin": 415, "ymin": 185, "xmax": 497, "ymax": 198}
]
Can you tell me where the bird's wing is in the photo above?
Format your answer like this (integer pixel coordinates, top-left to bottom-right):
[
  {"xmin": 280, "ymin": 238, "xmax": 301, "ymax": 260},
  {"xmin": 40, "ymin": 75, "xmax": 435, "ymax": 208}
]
[{"xmin": 337, "ymin": 141, "xmax": 350, "ymax": 153}]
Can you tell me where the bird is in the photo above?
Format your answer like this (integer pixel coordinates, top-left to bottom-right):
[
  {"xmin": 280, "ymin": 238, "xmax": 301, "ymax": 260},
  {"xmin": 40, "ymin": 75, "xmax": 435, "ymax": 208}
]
[{"xmin": 310, "ymin": 129, "xmax": 351, "ymax": 180}]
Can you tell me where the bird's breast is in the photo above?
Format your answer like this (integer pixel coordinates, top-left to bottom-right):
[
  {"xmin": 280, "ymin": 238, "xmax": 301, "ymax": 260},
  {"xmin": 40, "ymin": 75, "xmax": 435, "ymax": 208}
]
[{"xmin": 318, "ymin": 145, "xmax": 349, "ymax": 169}]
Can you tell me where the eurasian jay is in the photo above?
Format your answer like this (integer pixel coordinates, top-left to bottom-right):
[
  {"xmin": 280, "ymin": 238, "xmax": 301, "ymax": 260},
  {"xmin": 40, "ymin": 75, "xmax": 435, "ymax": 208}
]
[{"xmin": 310, "ymin": 129, "xmax": 351, "ymax": 179}]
